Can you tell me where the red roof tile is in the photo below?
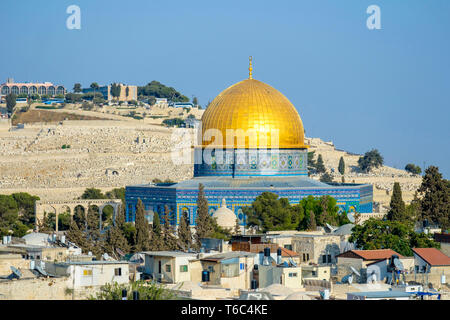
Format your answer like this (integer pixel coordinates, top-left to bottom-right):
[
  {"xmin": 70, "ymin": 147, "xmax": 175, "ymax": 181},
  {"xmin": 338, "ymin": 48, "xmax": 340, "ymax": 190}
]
[
  {"xmin": 337, "ymin": 249, "xmax": 404, "ymax": 260},
  {"xmin": 412, "ymin": 248, "xmax": 450, "ymax": 266},
  {"xmin": 279, "ymin": 247, "xmax": 300, "ymax": 257}
]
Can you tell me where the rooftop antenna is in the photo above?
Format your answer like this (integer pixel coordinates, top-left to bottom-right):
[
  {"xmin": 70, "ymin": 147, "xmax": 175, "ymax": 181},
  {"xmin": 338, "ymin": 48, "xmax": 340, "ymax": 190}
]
[{"xmin": 248, "ymin": 56, "xmax": 253, "ymax": 79}]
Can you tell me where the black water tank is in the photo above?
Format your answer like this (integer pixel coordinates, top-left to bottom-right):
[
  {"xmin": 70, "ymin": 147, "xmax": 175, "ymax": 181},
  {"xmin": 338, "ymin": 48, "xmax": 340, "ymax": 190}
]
[
  {"xmin": 264, "ymin": 247, "xmax": 270, "ymax": 257},
  {"xmin": 121, "ymin": 289, "xmax": 127, "ymax": 300},
  {"xmin": 253, "ymin": 264, "xmax": 259, "ymax": 270},
  {"xmin": 277, "ymin": 248, "xmax": 282, "ymax": 256},
  {"xmin": 251, "ymin": 279, "xmax": 258, "ymax": 290},
  {"xmin": 202, "ymin": 270, "xmax": 210, "ymax": 282},
  {"xmin": 132, "ymin": 290, "xmax": 139, "ymax": 300}
]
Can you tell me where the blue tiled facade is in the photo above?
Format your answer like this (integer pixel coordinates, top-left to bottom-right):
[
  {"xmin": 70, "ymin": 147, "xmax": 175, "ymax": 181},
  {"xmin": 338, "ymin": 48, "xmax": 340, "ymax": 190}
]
[
  {"xmin": 125, "ymin": 179, "xmax": 373, "ymax": 226},
  {"xmin": 126, "ymin": 146, "xmax": 374, "ymax": 226}
]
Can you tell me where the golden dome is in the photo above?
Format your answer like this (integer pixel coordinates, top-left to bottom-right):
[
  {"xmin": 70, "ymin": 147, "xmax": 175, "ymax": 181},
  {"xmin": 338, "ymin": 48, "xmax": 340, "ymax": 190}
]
[{"xmin": 201, "ymin": 77, "xmax": 307, "ymax": 149}]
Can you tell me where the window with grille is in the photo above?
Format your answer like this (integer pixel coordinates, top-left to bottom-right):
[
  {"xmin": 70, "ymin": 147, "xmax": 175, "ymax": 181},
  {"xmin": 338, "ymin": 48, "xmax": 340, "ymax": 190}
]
[
  {"xmin": 166, "ymin": 264, "xmax": 171, "ymax": 273},
  {"xmin": 180, "ymin": 265, "xmax": 188, "ymax": 272},
  {"xmin": 115, "ymin": 268, "xmax": 122, "ymax": 276}
]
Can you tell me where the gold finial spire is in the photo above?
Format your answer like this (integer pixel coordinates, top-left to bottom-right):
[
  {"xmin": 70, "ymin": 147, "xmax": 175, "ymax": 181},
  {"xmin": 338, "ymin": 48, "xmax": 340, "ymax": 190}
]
[{"xmin": 248, "ymin": 56, "xmax": 253, "ymax": 79}]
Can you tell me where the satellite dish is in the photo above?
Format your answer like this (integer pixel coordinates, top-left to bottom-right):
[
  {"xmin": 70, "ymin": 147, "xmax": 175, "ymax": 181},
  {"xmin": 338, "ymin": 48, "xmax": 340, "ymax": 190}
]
[
  {"xmin": 348, "ymin": 274, "xmax": 353, "ymax": 285},
  {"xmin": 10, "ymin": 266, "xmax": 22, "ymax": 279},
  {"xmin": 35, "ymin": 265, "xmax": 48, "ymax": 277},
  {"xmin": 350, "ymin": 266, "xmax": 361, "ymax": 277}
]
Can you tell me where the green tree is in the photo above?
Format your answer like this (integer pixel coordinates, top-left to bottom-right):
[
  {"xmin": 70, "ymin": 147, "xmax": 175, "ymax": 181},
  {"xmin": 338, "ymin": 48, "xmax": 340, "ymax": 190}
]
[
  {"xmin": 386, "ymin": 182, "xmax": 407, "ymax": 223},
  {"xmin": 418, "ymin": 166, "xmax": 450, "ymax": 230},
  {"xmin": 178, "ymin": 211, "xmax": 192, "ymax": 251},
  {"xmin": 234, "ymin": 218, "xmax": 241, "ymax": 235},
  {"xmin": 161, "ymin": 205, "xmax": 178, "ymax": 250},
  {"xmin": 90, "ymin": 82, "xmax": 99, "ymax": 92},
  {"xmin": 405, "ymin": 163, "xmax": 422, "ymax": 175},
  {"xmin": 81, "ymin": 188, "xmax": 105, "ymax": 199},
  {"xmin": 105, "ymin": 204, "xmax": 130, "ymax": 257},
  {"xmin": 5, "ymin": 93, "xmax": 16, "ymax": 114},
  {"xmin": 134, "ymin": 199, "xmax": 150, "ymax": 252},
  {"xmin": 91, "ymin": 280, "xmax": 174, "ymax": 300},
  {"xmin": 110, "ymin": 83, "xmax": 121, "ymax": 101},
  {"xmin": 358, "ymin": 149, "xmax": 384, "ymax": 173},
  {"xmin": 150, "ymin": 210, "xmax": 163, "ymax": 250},
  {"xmin": 194, "ymin": 184, "xmax": 214, "ymax": 248},
  {"xmin": 66, "ymin": 219, "xmax": 89, "ymax": 253},
  {"xmin": 125, "ymin": 86, "xmax": 129, "ymax": 98},
  {"xmin": 320, "ymin": 172, "xmax": 333, "ymax": 183},
  {"xmin": 192, "ymin": 97, "xmax": 198, "ymax": 106},
  {"xmin": 85, "ymin": 205, "xmax": 105, "ymax": 258},
  {"xmin": 349, "ymin": 218, "xmax": 439, "ymax": 256},
  {"xmin": 244, "ymin": 192, "xmax": 304, "ymax": 233},
  {"xmin": 73, "ymin": 83, "xmax": 82, "ymax": 93},
  {"xmin": 315, "ymin": 154, "xmax": 326, "ymax": 173},
  {"xmin": 307, "ymin": 210, "xmax": 317, "ymax": 231},
  {"xmin": 11, "ymin": 192, "xmax": 40, "ymax": 227},
  {"xmin": 338, "ymin": 156, "xmax": 345, "ymax": 175}
]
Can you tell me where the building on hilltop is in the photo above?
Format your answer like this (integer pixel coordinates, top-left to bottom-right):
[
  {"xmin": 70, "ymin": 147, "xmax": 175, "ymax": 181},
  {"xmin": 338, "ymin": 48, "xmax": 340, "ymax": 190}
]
[
  {"xmin": 125, "ymin": 59, "xmax": 374, "ymax": 227},
  {"xmin": 82, "ymin": 83, "xmax": 137, "ymax": 102},
  {"xmin": 0, "ymin": 78, "xmax": 65, "ymax": 97}
]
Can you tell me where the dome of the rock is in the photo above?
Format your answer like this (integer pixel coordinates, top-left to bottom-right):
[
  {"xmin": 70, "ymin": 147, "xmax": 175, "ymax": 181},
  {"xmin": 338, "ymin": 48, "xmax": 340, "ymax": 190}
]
[{"xmin": 201, "ymin": 78, "xmax": 307, "ymax": 149}]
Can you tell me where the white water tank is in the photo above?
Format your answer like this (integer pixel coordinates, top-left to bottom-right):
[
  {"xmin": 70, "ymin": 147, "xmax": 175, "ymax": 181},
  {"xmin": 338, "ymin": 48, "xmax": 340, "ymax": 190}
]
[{"xmin": 30, "ymin": 260, "xmax": 35, "ymax": 270}]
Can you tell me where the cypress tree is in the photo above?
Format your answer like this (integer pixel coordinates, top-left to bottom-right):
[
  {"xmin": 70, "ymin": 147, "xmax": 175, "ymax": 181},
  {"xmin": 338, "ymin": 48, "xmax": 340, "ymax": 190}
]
[
  {"xmin": 134, "ymin": 199, "xmax": 150, "ymax": 252},
  {"xmin": 162, "ymin": 205, "xmax": 178, "ymax": 250},
  {"xmin": 150, "ymin": 210, "xmax": 163, "ymax": 250},
  {"xmin": 338, "ymin": 156, "xmax": 345, "ymax": 175},
  {"xmin": 418, "ymin": 166, "xmax": 450, "ymax": 229},
  {"xmin": 85, "ymin": 205, "xmax": 104, "ymax": 258},
  {"xmin": 66, "ymin": 219, "xmax": 88, "ymax": 253},
  {"xmin": 195, "ymin": 183, "xmax": 214, "ymax": 248},
  {"xmin": 234, "ymin": 218, "xmax": 241, "ymax": 235},
  {"xmin": 387, "ymin": 182, "xmax": 406, "ymax": 222},
  {"xmin": 178, "ymin": 211, "xmax": 192, "ymax": 251},
  {"xmin": 105, "ymin": 204, "xmax": 130, "ymax": 258},
  {"xmin": 307, "ymin": 210, "xmax": 317, "ymax": 231},
  {"xmin": 316, "ymin": 154, "xmax": 326, "ymax": 173}
]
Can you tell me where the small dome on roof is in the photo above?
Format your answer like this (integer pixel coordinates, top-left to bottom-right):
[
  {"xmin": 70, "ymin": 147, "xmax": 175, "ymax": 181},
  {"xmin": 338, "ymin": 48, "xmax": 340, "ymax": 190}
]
[{"xmin": 212, "ymin": 199, "xmax": 236, "ymax": 229}]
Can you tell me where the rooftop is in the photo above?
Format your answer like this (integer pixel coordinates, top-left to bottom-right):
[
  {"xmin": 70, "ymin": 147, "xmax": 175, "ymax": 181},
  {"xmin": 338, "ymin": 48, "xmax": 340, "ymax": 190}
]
[
  {"xmin": 412, "ymin": 248, "xmax": 450, "ymax": 266},
  {"xmin": 348, "ymin": 291, "xmax": 413, "ymax": 299},
  {"xmin": 129, "ymin": 175, "xmax": 371, "ymax": 190},
  {"xmin": 59, "ymin": 260, "xmax": 129, "ymax": 266},
  {"xmin": 279, "ymin": 247, "xmax": 300, "ymax": 257},
  {"xmin": 337, "ymin": 249, "xmax": 404, "ymax": 260},
  {"xmin": 201, "ymin": 251, "xmax": 256, "ymax": 261},
  {"xmin": 140, "ymin": 251, "xmax": 198, "ymax": 258}
]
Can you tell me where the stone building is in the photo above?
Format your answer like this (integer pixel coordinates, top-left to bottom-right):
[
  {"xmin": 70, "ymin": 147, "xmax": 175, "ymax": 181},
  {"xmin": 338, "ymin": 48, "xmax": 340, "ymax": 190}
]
[{"xmin": 291, "ymin": 234, "xmax": 341, "ymax": 266}]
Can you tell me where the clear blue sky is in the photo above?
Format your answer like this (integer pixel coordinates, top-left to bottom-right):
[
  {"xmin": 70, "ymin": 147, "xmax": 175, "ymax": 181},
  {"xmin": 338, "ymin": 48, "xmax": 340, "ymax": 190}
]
[{"xmin": 1, "ymin": 0, "xmax": 449, "ymax": 177}]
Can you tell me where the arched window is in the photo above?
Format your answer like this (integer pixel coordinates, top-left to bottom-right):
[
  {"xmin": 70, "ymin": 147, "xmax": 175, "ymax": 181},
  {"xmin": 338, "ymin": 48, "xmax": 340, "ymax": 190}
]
[
  {"xmin": 29, "ymin": 86, "xmax": 37, "ymax": 94},
  {"xmin": 1, "ymin": 86, "xmax": 10, "ymax": 95},
  {"xmin": 56, "ymin": 86, "xmax": 65, "ymax": 95},
  {"xmin": 47, "ymin": 86, "xmax": 55, "ymax": 96},
  {"xmin": 11, "ymin": 86, "xmax": 19, "ymax": 95},
  {"xmin": 20, "ymin": 86, "xmax": 28, "ymax": 95},
  {"xmin": 38, "ymin": 86, "xmax": 47, "ymax": 95}
]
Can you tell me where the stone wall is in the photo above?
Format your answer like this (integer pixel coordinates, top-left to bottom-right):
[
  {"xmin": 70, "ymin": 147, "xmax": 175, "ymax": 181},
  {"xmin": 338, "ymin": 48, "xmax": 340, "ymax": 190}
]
[{"xmin": 0, "ymin": 277, "xmax": 99, "ymax": 300}]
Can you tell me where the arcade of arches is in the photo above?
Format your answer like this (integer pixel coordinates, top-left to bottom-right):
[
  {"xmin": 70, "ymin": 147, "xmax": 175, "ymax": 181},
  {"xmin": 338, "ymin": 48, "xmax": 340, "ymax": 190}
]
[{"xmin": 35, "ymin": 199, "xmax": 122, "ymax": 232}]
